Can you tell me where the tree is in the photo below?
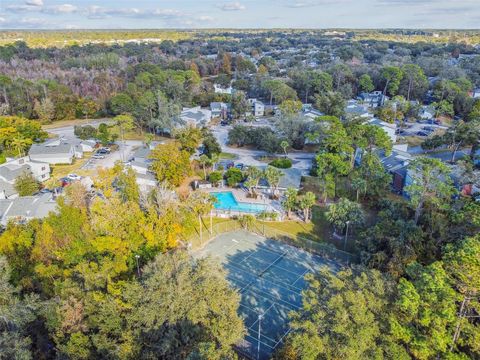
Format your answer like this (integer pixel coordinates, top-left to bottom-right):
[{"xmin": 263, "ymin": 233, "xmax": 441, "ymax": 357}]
[
  {"xmin": 116, "ymin": 167, "xmax": 140, "ymax": 203},
  {"xmin": 404, "ymin": 157, "xmax": 456, "ymax": 224},
  {"xmin": 280, "ymin": 140, "xmax": 289, "ymax": 157},
  {"xmin": 114, "ymin": 114, "xmax": 134, "ymax": 145},
  {"xmin": 390, "ymin": 262, "xmax": 460, "ymax": 359},
  {"xmin": 225, "ymin": 167, "xmax": 243, "ymax": 187},
  {"xmin": 109, "ymin": 93, "xmax": 134, "ymax": 115},
  {"xmin": 358, "ymin": 74, "xmax": 374, "ymax": 93},
  {"xmin": 279, "ymin": 100, "xmax": 302, "ymax": 117},
  {"xmin": 314, "ymin": 91, "xmax": 346, "ymax": 118},
  {"xmin": 33, "ymin": 97, "xmax": 55, "ymax": 123},
  {"xmin": 202, "ymin": 129, "xmax": 221, "ymax": 158},
  {"xmin": 282, "ymin": 187, "xmax": 298, "ymax": 219},
  {"xmin": 284, "ymin": 267, "xmax": 405, "ymax": 360},
  {"xmin": 244, "ymin": 166, "xmax": 262, "ymax": 198},
  {"xmin": 208, "ymin": 171, "xmax": 222, "ymax": 187},
  {"xmin": 433, "ymin": 100, "xmax": 454, "ymax": 118},
  {"xmin": 298, "ymin": 192, "xmax": 316, "ymax": 223},
  {"xmin": 399, "ymin": 64, "xmax": 428, "ymax": 101},
  {"xmin": 380, "ymin": 66, "xmax": 404, "ymax": 98},
  {"xmin": 231, "ymin": 91, "xmax": 249, "ymax": 119},
  {"xmin": 264, "ymin": 166, "xmax": 283, "ymax": 199},
  {"xmin": 0, "ymin": 256, "xmax": 39, "ymax": 359},
  {"xmin": 198, "ymin": 154, "xmax": 210, "ymax": 180},
  {"xmin": 14, "ymin": 171, "xmax": 40, "ymax": 196},
  {"xmin": 149, "ymin": 142, "xmax": 192, "ymax": 186},
  {"xmin": 126, "ymin": 251, "xmax": 244, "ymax": 359},
  {"xmin": 326, "ymin": 198, "xmax": 364, "ymax": 235},
  {"xmin": 174, "ymin": 126, "xmax": 202, "ymax": 155}
]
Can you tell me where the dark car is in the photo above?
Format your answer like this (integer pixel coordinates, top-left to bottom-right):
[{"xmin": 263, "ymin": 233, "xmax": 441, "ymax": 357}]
[
  {"xmin": 235, "ymin": 163, "xmax": 244, "ymax": 170},
  {"xmin": 416, "ymin": 131, "xmax": 429, "ymax": 137}
]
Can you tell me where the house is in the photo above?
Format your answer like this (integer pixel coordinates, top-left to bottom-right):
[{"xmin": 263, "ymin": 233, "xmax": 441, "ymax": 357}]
[
  {"xmin": 0, "ymin": 192, "xmax": 57, "ymax": 226},
  {"xmin": 358, "ymin": 91, "xmax": 388, "ymax": 108},
  {"xmin": 180, "ymin": 106, "xmax": 212, "ymax": 127},
  {"xmin": 420, "ymin": 105, "xmax": 436, "ymax": 120},
  {"xmin": 367, "ymin": 118, "xmax": 397, "ymax": 143},
  {"xmin": 302, "ymin": 104, "xmax": 324, "ymax": 120},
  {"xmin": 78, "ymin": 140, "xmax": 97, "ymax": 152},
  {"xmin": 214, "ymin": 84, "xmax": 233, "ymax": 95},
  {"xmin": 210, "ymin": 102, "xmax": 229, "ymax": 119},
  {"xmin": 248, "ymin": 99, "xmax": 265, "ymax": 117},
  {"xmin": 376, "ymin": 146, "xmax": 413, "ymax": 194},
  {"xmin": 344, "ymin": 100, "xmax": 372, "ymax": 118},
  {"xmin": 257, "ymin": 166, "xmax": 303, "ymax": 192},
  {"xmin": 29, "ymin": 138, "xmax": 77, "ymax": 164},
  {"xmin": 471, "ymin": 88, "xmax": 480, "ymax": 99},
  {"xmin": 0, "ymin": 156, "xmax": 50, "ymax": 199},
  {"xmin": 130, "ymin": 146, "xmax": 152, "ymax": 175}
]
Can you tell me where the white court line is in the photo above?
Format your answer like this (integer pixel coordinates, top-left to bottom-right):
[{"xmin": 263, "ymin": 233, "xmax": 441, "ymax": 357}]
[{"xmin": 232, "ymin": 239, "xmax": 238, "ymax": 243}]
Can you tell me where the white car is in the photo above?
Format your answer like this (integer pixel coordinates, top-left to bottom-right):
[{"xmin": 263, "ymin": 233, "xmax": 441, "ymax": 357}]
[
  {"xmin": 92, "ymin": 153, "xmax": 106, "ymax": 159},
  {"xmin": 67, "ymin": 173, "xmax": 81, "ymax": 181}
]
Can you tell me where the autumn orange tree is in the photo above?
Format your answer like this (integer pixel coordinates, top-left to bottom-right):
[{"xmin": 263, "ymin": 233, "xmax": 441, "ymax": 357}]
[{"xmin": 149, "ymin": 141, "xmax": 192, "ymax": 186}]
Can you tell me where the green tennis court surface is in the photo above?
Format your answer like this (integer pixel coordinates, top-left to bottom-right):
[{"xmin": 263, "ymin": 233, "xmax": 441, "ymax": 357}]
[{"xmin": 195, "ymin": 230, "xmax": 340, "ymax": 360}]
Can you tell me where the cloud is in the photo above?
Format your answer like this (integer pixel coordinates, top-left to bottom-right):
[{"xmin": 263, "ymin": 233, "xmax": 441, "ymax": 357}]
[
  {"xmin": 219, "ymin": 2, "xmax": 246, "ymax": 11},
  {"xmin": 86, "ymin": 6, "xmax": 185, "ymax": 20},
  {"xmin": 25, "ymin": 0, "xmax": 43, "ymax": 6},
  {"xmin": 285, "ymin": 0, "xmax": 348, "ymax": 8},
  {"xmin": 42, "ymin": 4, "xmax": 78, "ymax": 14},
  {"xmin": 0, "ymin": 16, "xmax": 47, "ymax": 28}
]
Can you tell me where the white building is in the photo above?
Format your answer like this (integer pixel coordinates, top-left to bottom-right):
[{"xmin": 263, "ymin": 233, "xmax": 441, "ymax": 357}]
[
  {"xmin": 214, "ymin": 84, "xmax": 233, "ymax": 95},
  {"xmin": 29, "ymin": 138, "xmax": 77, "ymax": 164},
  {"xmin": 248, "ymin": 98, "xmax": 265, "ymax": 117},
  {"xmin": 0, "ymin": 156, "xmax": 50, "ymax": 199}
]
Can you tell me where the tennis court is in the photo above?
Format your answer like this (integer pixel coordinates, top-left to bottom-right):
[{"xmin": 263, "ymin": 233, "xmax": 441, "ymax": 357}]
[{"xmin": 195, "ymin": 229, "xmax": 340, "ymax": 360}]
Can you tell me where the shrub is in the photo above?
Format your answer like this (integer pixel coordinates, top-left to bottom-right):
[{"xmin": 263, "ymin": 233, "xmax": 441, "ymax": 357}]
[
  {"xmin": 208, "ymin": 171, "xmax": 223, "ymax": 186},
  {"xmin": 269, "ymin": 158, "xmax": 292, "ymax": 169},
  {"xmin": 225, "ymin": 167, "xmax": 243, "ymax": 187}
]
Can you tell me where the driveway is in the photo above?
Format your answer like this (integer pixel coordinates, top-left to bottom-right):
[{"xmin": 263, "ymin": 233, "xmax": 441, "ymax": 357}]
[
  {"xmin": 210, "ymin": 123, "xmax": 314, "ymax": 174},
  {"xmin": 82, "ymin": 140, "xmax": 142, "ymax": 171}
]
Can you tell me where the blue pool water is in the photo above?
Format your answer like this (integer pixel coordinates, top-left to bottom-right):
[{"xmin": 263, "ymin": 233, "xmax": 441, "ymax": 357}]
[{"xmin": 212, "ymin": 191, "xmax": 267, "ymax": 213}]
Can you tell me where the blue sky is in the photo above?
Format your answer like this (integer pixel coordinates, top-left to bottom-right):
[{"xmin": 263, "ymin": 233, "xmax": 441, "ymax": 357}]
[{"xmin": 0, "ymin": 0, "xmax": 478, "ymax": 29}]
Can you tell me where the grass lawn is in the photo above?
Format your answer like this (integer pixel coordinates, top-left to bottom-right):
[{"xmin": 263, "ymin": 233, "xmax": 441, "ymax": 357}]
[
  {"xmin": 42, "ymin": 118, "xmax": 112, "ymax": 130},
  {"xmin": 259, "ymin": 205, "xmax": 330, "ymax": 243},
  {"xmin": 219, "ymin": 152, "xmax": 237, "ymax": 160},
  {"xmin": 44, "ymin": 154, "xmax": 94, "ymax": 188}
]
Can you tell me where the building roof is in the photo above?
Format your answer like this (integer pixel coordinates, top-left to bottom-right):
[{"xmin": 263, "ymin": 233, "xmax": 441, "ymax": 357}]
[
  {"xmin": 0, "ymin": 179, "xmax": 16, "ymax": 197},
  {"xmin": 133, "ymin": 146, "xmax": 151, "ymax": 160},
  {"xmin": 0, "ymin": 164, "xmax": 31, "ymax": 182},
  {"xmin": 0, "ymin": 193, "xmax": 57, "ymax": 225},
  {"xmin": 29, "ymin": 142, "xmax": 74, "ymax": 156}
]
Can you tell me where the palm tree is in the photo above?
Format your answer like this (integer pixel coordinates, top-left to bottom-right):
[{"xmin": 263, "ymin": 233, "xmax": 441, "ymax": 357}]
[
  {"xmin": 280, "ymin": 140, "xmax": 289, "ymax": 157},
  {"xmin": 264, "ymin": 166, "xmax": 282, "ymax": 199},
  {"xmin": 298, "ymin": 192, "xmax": 316, "ymax": 223},
  {"xmin": 198, "ymin": 155, "xmax": 210, "ymax": 180},
  {"xmin": 282, "ymin": 187, "xmax": 298, "ymax": 219},
  {"xmin": 187, "ymin": 191, "xmax": 214, "ymax": 241},
  {"xmin": 245, "ymin": 166, "xmax": 262, "ymax": 198},
  {"xmin": 10, "ymin": 137, "xmax": 30, "ymax": 157}
]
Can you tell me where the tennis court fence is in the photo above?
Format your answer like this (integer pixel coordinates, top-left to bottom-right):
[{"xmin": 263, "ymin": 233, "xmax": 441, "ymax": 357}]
[{"xmin": 185, "ymin": 219, "xmax": 358, "ymax": 264}]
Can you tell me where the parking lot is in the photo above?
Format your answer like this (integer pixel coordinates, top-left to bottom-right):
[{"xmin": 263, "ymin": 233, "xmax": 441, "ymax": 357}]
[{"xmin": 81, "ymin": 141, "xmax": 140, "ymax": 171}]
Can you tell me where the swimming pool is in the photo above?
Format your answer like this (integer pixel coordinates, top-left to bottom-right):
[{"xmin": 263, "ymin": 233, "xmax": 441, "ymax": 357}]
[{"xmin": 212, "ymin": 191, "xmax": 267, "ymax": 214}]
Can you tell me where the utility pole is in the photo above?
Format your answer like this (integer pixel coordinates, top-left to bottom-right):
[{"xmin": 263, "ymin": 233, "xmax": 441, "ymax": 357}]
[
  {"xmin": 343, "ymin": 221, "xmax": 350, "ymax": 251},
  {"xmin": 135, "ymin": 255, "xmax": 140, "ymax": 277}
]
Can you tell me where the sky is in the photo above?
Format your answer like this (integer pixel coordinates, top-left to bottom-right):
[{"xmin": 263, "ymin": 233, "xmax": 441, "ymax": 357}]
[{"xmin": 0, "ymin": 0, "xmax": 479, "ymax": 30}]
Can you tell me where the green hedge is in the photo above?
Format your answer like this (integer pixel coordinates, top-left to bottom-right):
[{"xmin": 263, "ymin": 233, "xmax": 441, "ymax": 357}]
[{"xmin": 269, "ymin": 158, "xmax": 292, "ymax": 169}]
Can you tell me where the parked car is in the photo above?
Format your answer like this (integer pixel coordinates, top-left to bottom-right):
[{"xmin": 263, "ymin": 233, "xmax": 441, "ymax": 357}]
[
  {"xmin": 67, "ymin": 173, "xmax": 81, "ymax": 181},
  {"xmin": 235, "ymin": 163, "xmax": 244, "ymax": 170},
  {"xmin": 416, "ymin": 131, "xmax": 429, "ymax": 137},
  {"xmin": 422, "ymin": 126, "xmax": 434, "ymax": 132},
  {"xmin": 60, "ymin": 177, "xmax": 72, "ymax": 187},
  {"xmin": 92, "ymin": 153, "xmax": 106, "ymax": 159}
]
